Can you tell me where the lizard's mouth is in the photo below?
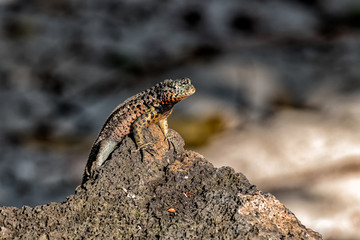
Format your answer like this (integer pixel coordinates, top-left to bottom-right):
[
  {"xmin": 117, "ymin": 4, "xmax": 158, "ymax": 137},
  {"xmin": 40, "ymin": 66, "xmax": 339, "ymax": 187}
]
[
  {"xmin": 187, "ymin": 84, "xmax": 196, "ymax": 95},
  {"xmin": 161, "ymin": 87, "xmax": 195, "ymax": 104}
]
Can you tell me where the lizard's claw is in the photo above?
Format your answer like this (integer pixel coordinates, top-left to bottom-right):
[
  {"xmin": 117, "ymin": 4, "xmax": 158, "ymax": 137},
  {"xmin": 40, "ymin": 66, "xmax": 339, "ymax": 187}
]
[{"xmin": 164, "ymin": 134, "xmax": 174, "ymax": 143}]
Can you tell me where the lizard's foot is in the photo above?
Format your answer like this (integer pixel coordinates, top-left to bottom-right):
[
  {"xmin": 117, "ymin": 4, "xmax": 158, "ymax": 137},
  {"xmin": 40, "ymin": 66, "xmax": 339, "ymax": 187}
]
[
  {"xmin": 164, "ymin": 133, "xmax": 179, "ymax": 152},
  {"xmin": 132, "ymin": 142, "xmax": 156, "ymax": 155}
]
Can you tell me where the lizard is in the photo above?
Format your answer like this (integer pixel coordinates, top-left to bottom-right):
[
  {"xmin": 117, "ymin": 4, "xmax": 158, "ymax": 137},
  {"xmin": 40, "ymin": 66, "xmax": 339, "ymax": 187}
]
[{"xmin": 82, "ymin": 78, "xmax": 196, "ymax": 184}]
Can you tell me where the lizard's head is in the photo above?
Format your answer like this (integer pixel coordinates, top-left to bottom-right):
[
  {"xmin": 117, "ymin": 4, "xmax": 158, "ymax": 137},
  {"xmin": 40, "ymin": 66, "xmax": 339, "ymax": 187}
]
[{"xmin": 160, "ymin": 78, "xmax": 196, "ymax": 104}]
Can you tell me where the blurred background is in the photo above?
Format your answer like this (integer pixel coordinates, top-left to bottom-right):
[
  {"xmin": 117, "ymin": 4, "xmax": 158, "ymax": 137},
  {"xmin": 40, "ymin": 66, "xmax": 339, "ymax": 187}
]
[{"xmin": 0, "ymin": 0, "xmax": 360, "ymax": 239}]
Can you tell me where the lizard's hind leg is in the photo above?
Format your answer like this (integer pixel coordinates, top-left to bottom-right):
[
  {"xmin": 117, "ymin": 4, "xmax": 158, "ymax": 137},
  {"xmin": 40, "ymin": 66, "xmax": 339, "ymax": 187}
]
[
  {"xmin": 82, "ymin": 139, "xmax": 117, "ymax": 184},
  {"xmin": 96, "ymin": 139, "xmax": 118, "ymax": 167}
]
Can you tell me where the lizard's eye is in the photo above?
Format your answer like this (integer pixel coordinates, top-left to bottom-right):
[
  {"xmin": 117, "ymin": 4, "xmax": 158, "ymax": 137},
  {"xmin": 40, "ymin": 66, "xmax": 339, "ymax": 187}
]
[{"xmin": 182, "ymin": 78, "xmax": 191, "ymax": 85}]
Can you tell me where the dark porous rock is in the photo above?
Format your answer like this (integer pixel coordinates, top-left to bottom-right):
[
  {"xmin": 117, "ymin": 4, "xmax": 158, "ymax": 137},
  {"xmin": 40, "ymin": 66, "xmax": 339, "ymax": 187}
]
[{"xmin": 0, "ymin": 125, "xmax": 322, "ymax": 239}]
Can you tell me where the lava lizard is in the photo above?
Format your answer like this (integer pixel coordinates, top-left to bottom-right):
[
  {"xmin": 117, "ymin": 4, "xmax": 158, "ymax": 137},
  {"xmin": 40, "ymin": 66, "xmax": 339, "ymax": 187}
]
[{"xmin": 82, "ymin": 78, "xmax": 195, "ymax": 183}]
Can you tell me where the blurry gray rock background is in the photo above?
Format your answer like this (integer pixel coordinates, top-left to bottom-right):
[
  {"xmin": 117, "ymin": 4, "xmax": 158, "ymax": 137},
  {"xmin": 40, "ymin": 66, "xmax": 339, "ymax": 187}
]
[{"xmin": 0, "ymin": 0, "xmax": 360, "ymax": 239}]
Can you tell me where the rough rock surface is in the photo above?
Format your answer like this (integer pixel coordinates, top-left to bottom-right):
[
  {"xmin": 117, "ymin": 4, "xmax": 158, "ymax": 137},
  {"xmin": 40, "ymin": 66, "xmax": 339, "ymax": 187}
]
[{"xmin": 0, "ymin": 125, "xmax": 322, "ymax": 239}]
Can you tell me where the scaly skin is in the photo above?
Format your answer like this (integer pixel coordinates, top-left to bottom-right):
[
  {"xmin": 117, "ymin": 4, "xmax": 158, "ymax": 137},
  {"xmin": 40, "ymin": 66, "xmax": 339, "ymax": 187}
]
[{"xmin": 82, "ymin": 78, "xmax": 196, "ymax": 183}]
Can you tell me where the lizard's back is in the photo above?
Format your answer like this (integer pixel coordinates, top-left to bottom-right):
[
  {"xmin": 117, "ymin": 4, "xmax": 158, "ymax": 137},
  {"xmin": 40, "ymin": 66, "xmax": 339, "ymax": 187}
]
[{"xmin": 95, "ymin": 89, "xmax": 155, "ymax": 144}]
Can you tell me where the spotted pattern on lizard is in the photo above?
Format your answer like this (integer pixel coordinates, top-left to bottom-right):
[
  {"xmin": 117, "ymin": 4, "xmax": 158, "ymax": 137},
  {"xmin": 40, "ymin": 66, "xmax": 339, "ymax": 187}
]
[{"xmin": 82, "ymin": 78, "xmax": 196, "ymax": 183}]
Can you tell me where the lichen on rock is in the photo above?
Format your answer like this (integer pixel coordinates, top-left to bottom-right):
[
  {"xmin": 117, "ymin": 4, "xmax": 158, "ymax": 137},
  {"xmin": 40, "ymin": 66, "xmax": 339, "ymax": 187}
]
[{"xmin": 0, "ymin": 125, "xmax": 322, "ymax": 239}]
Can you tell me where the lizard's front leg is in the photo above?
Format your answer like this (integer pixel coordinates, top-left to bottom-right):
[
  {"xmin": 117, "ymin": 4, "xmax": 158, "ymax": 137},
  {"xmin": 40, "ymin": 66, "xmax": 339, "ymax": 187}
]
[
  {"xmin": 158, "ymin": 118, "xmax": 180, "ymax": 152},
  {"xmin": 158, "ymin": 118, "xmax": 175, "ymax": 143},
  {"xmin": 158, "ymin": 118, "xmax": 169, "ymax": 137},
  {"xmin": 157, "ymin": 107, "xmax": 173, "ymax": 139},
  {"xmin": 133, "ymin": 106, "xmax": 159, "ymax": 150}
]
